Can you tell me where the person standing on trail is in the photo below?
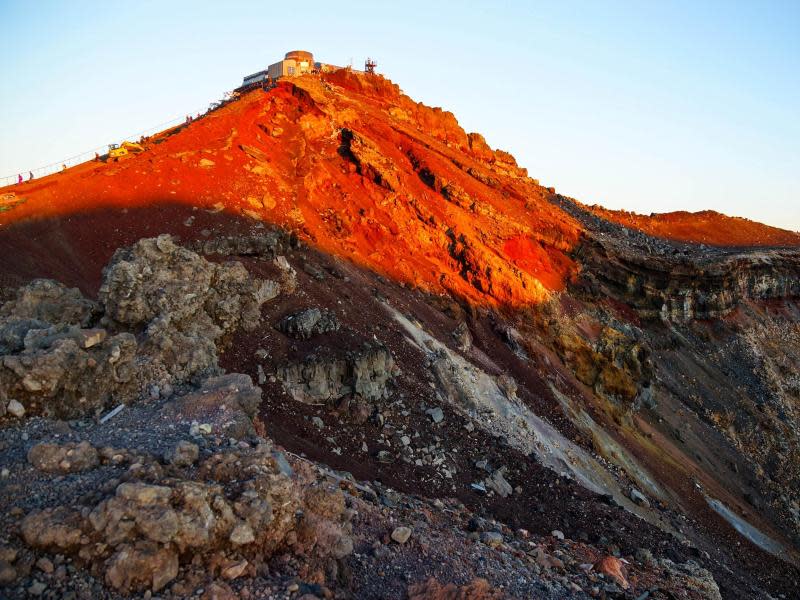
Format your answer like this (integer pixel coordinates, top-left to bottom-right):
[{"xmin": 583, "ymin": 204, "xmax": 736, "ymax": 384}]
[
  {"xmin": 17, "ymin": 174, "xmax": 22, "ymax": 184},
  {"xmin": 61, "ymin": 164, "xmax": 67, "ymax": 173},
  {"xmin": 28, "ymin": 171, "xmax": 33, "ymax": 181}
]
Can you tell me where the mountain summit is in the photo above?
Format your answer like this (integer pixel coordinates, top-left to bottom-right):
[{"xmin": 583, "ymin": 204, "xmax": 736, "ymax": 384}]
[{"xmin": 0, "ymin": 69, "xmax": 799, "ymax": 599}]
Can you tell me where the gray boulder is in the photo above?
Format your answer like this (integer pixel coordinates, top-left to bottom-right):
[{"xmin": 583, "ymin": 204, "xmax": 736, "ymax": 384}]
[
  {"xmin": 277, "ymin": 308, "xmax": 340, "ymax": 340},
  {"xmin": 277, "ymin": 343, "xmax": 397, "ymax": 404},
  {"xmin": 99, "ymin": 235, "xmax": 279, "ymax": 383}
]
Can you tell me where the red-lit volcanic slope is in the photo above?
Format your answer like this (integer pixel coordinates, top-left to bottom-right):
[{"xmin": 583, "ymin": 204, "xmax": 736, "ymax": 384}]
[
  {"xmin": 582, "ymin": 203, "xmax": 800, "ymax": 248},
  {"xmin": 2, "ymin": 70, "xmax": 800, "ymax": 600},
  {"xmin": 1, "ymin": 71, "xmax": 584, "ymax": 306}
]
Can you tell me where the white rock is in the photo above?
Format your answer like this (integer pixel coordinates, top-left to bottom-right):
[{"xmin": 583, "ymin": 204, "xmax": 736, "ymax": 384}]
[
  {"xmin": 426, "ymin": 407, "xmax": 444, "ymax": 423},
  {"xmin": 391, "ymin": 526, "xmax": 412, "ymax": 544},
  {"xmin": 7, "ymin": 400, "xmax": 25, "ymax": 418},
  {"xmin": 229, "ymin": 523, "xmax": 255, "ymax": 545}
]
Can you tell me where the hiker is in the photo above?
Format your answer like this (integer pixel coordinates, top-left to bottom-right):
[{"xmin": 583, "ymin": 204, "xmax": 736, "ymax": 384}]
[
  {"xmin": 17, "ymin": 174, "xmax": 22, "ymax": 185},
  {"xmin": 61, "ymin": 164, "xmax": 67, "ymax": 173},
  {"xmin": 28, "ymin": 171, "xmax": 33, "ymax": 181}
]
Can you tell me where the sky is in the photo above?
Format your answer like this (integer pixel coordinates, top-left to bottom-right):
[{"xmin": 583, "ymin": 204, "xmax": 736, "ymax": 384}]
[{"xmin": 1, "ymin": 1, "xmax": 798, "ymax": 230}]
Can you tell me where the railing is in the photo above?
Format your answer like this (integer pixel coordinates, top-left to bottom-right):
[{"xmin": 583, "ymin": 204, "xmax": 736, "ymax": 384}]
[{"xmin": 1, "ymin": 105, "xmax": 218, "ymax": 189}]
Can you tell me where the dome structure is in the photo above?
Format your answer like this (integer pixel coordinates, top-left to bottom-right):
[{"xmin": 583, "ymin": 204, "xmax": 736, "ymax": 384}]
[{"xmin": 285, "ymin": 50, "xmax": 314, "ymax": 62}]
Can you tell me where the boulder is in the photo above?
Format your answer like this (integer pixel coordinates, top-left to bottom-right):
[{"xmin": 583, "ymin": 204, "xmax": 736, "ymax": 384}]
[
  {"xmin": 0, "ymin": 279, "xmax": 99, "ymax": 328},
  {"xmin": 593, "ymin": 556, "xmax": 629, "ymax": 589},
  {"xmin": 165, "ymin": 374, "xmax": 261, "ymax": 440},
  {"xmin": 28, "ymin": 441, "xmax": 99, "ymax": 474},
  {"xmin": 630, "ymin": 488, "xmax": 650, "ymax": 508},
  {"xmin": 391, "ymin": 526, "xmax": 412, "ymax": 544},
  {"xmin": 278, "ymin": 343, "xmax": 397, "ymax": 404},
  {"xmin": 485, "ymin": 467, "xmax": 513, "ymax": 498},
  {"xmin": 105, "ymin": 541, "xmax": 178, "ymax": 593},
  {"xmin": 277, "ymin": 308, "xmax": 340, "ymax": 340},
  {"xmin": 22, "ymin": 443, "xmax": 353, "ymax": 594},
  {"xmin": 99, "ymin": 235, "xmax": 279, "ymax": 383},
  {"xmin": 165, "ymin": 440, "xmax": 200, "ymax": 467},
  {"xmin": 0, "ymin": 330, "xmax": 137, "ymax": 419}
]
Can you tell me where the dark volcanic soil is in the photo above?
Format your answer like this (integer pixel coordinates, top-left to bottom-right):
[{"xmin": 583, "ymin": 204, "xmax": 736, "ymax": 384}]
[{"xmin": 1, "ymin": 204, "xmax": 798, "ymax": 599}]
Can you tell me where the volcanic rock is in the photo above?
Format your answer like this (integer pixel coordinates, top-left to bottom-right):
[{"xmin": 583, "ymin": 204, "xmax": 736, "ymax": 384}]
[
  {"xmin": 21, "ymin": 442, "xmax": 353, "ymax": 594},
  {"xmin": 6, "ymin": 398, "xmax": 25, "ymax": 418},
  {"xmin": 407, "ymin": 578, "xmax": 504, "ymax": 600},
  {"xmin": 0, "ymin": 279, "xmax": 99, "ymax": 328},
  {"xmin": 27, "ymin": 441, "xmax": 99, "ymax": 473},
  {"xmin": 99, "ymin": 235, "xmax": 279, "ymax": 383},
  {"xmin": 277, "ymin": 343, "xmax": 396, "ymax": 404},
  {"xmin": 165, "ymin": 440, "xmax": 200, "ymax": 467},
  {"xmin": 391, "ymin": 526, "xmax": 412, "ymax": 544},
  {"xmin": 277, "ymin": 308, "xmax": 340, "ymax": 340},
  {"xmin": 164, "ymin": 373, "xmax": 262, "ymax": 440},
  {"xmin": 593, "ymin": 556, "xmax": 628, "ymax": 589}
]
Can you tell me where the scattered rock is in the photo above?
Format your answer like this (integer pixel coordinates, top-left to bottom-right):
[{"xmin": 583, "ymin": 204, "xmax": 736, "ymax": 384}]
[
  {"xmin": 551, "ymin": 530, "xmax": 565, "ymax": 540},
  {"xmin": 532, "ymin": 546, "xmax": 564, "ymax": 570},
  {"xmin": 635, "ymin": 547, "xmax": 654, "ymax": 565},
  {"xmin": 0, "ymin": 561, "xmax": 17, "ymax": 585},
  {"xmin": 278, "ymin": 308, "xmax": 340, "ymax": 340},
  {"xmin": 480, "ymin": 531, "xmax": 503, "ymax": 548},
  {"xmin": 27, "ymin": 580, "xmax": 47, "ymax": 596},
  {"xmin": 390, "ymin": 526, "xmax": 412, "ymax": 544},
  {"xmin": 452, "ymin": 322, "xmax": 472, "ymax": 352},
  {"xmin": 35, "ymin": 557, "xmax": 54, "ymax": 574},
  {"xmin": 165, "ymin": 440, "xmax": 200, "ymax": 467},
  {"xmin": 278, "ymin": 343, "xmax": 397, "ymax": 404},
  {"xmin": 222, "ymin": 559, "xmax": 249, "ymax": 580},
  {"xmin": 229, "ymin": 523, "xmax": 256, "ymax": 545},
  {"xmin": 426, "ymin": 407, "xmax": 444, "ymax": 423},
  {"xmin": 485, "ymin": 467, "xmax": 513, "ymax": 498},
  {"xmin": 407, "ymin": 578, "xmax": 503, "ymax": 600},
  {"xmin": 630, "ymin": 488, "xmax": 650, "ymax": 508},
  {"xmin": 202, "ymin": 582, "xmax": 237, "ymax": 600},
  {"xmin": 6, "ymin": 399, "xmax": 25, "ymax": 418},
  {"xmin": 165, "ymin": 374, "xmax": 262, "ymax": 440},
  {"xmin": 594, "ymin": 556, "xmax": 629, "ymax": 589},
  {"xmin": 27, "ymin": 441, "xmax": 99, "ymax": 474},
  {"xmin": 105, "ymin": 541, "xmax": 178, "ymax": 592}
]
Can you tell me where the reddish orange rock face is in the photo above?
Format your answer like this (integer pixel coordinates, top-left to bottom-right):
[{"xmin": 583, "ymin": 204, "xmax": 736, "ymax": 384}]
[
  {"xmin": 2, "ymin": 69, "xmax": 794, "ymax": 308},
  {"xmin": 0, "ymin": 71, "xmax": 583, "ymax": 308},
  {"xmin": 585, "ymin": 205, "xmax": 800, "ymax": 248}
]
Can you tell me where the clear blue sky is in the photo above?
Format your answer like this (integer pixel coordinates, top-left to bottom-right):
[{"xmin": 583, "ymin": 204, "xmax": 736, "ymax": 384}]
[{"xmin": 1, "ymin": 1, "xmax": 798, "ymax": 230}]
